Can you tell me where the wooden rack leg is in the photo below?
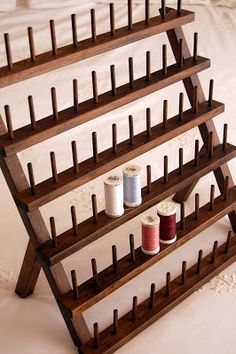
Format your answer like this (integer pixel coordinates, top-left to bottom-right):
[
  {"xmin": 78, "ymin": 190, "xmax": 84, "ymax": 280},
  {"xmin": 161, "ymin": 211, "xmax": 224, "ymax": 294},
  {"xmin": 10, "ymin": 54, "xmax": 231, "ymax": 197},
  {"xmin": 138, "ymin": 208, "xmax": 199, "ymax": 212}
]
[{"xmin": 166, "ymin": 21, "xmax": 236, "ymax": 231}]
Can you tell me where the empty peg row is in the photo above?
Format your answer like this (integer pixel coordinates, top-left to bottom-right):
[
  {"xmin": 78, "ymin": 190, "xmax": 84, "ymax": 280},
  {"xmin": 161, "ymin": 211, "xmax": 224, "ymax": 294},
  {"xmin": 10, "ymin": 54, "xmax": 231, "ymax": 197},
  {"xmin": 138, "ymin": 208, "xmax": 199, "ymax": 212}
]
[
  {"xmin": 92, "ymin": 131, "xmax": 99, "ymax": 163},
  {"xmin": 4, "ymin": 105, "xmax": 14, "ymax": 139},
  {"xmin": 4, "ymin": 33, "xmax": 13, "ymax": 69},
  {"xmin": 145, "ymin": 0, "xmax": 150, "ymax": 24},
  {"xmin": 129, "ymin": 115, "xmax": 134, "ymax": 145},
  {"xmin": 112, "ymin": 123, "xmax": 117, "ymax": 154},
  {"xmin": 223, "ymin": 176, "xmax": 229, "ymax": 201},
  {"xmin": 179, "ymin": 92, "xmax": 184, "ymax": 121},
  {"xmin": 211, "ymin": 240, "xmax": 218, "ymax": 264},
  {"xmin": 92, "ymin": 71, "xmax": 98, "ymax": 104},
  {"xmin": 180, "ymin": 202, "xmax": 185, "ymax": 230},
  {"xmin": 91, "ymin": 194, "xmax": 98, "ymax": 224},
  {"xmin": 178, "ymin": 38, "xmax": 183, "ymax": 68},
  {"xmin": 177, "ymin": 0, "xmax": 182, "ymax": 15},
  {"xmin": 112, "ymin": 245, "xmax": 118, "ymax": 273},
  {"xmin": 50, "ymin": 20, "xmax": 57, "ymax": 55},
  {"xmin": 128, "ymin": 57, "xmax": 134, "ymax": 89},
  {"xmin": 129, "ymin": 234, "xmax": 135, "ymax": 262},
  {"xmin": 146, "ymin": 108, "xmax": 151, "ymax": 137},
  {"xmin": 110, "ymin": 65, "xmax": 116, "ymax": 96},
  {"xmin": 162, "ymin": 44, "xmax": 167, "ymax": 75},
  {"xmin": 128, "ymin": 0, "xmax": 132, "ymax": 30},
  {"xmin": 146, "ymin": 51, "xmax": 151, "ymax": 81},
  {"xmin": 27, "ymin": 162, "xmax": 36, "ymax": 195},
  {"xmin": 51, "ymin": 87, "xmax": 59, "ymax": 121},
  {"xmin": 166, "ymin": 272, "xmax": 171, "ymax": 296},
  {"xmin": 196, "ymin": 249, "xmax": 203, "ymax": 274},
  {"xmin": 132, "ymin": 296, "xmax": 138, "ymax": 321},
  {"xmin": 71, "ymin": 141, "xmax": 79, "ymax": 173},
  {"xmin": 193, "ymin": 86, "xmax": 199, "ymax": 113},
  {"xmin": 209, "ymin": 185, "xmax": 215, "ymax": 211},
  {"xmin": 71, "ymin": 14, "xmax": 78, "ymax": 48},
  {"xmin": 146, "ymin": 165, "xmax": 152, "ymax": 194},
  {"xmin": 208, "ymin": 79, "xmax": 214, "ymax": 107},
  {"xmin": 91, "ymin": 258, "xmax": 99, "ymax": 287},
  {"xmin": 181, "ymin": 260, "xmax": 187, "ymax": 285},
  {"xmin": 208, "ymin": 131, "xmax": 214, "ymax": 158},
  {"xmin": 50, "ymin": 216, "xmax": 57, "ymax": 248},
  {"xmin": 73, "ymin": 79, "xmax": 79, "ymax": 112},
  {"xmin": 161, "ymin": 0, "xmax": 166, "ymax": 19},
  {"xmin": 222, "ymin": 124, "xmax": 228, "ymax": 151},
  {"xmin": 225, "ymin": 231, "xmax": 232, "ymax": 254},
  {"xmin": 91, "ymin": 9, "xmax": 96, "ymax": 42},
  {"xmin": 193, "ymin": 32, "xmax": 198, "ymax": 62},
  {"xmin": 28, "ymin": 96, "xmax": 36, "ymax": 130},
  {"xmin": 163, "ymin": 100, "xmax": 168, "ymax": 128},
  {"xmin": 148, "ymin": 283, "xmax": 155, "ymax": 309},
  {"xmin": 179, "ymin": 148, "xmax": 183, "ymax": 175},
  {"xmin": 71, "ymin": 269, "xmax": 79, "ymax": 299},
  {"xmin": 113, "ymin": 309, "xmax": 118, "ymax": 335},
  {"xmin": 27, "ymin": 27, "xmax": 36, "ymax": 62},
  {"xmin": 110, "ymin": 3, "xmax": 115, "ymax": 36},
  {"xmin": 50, "ymin": 151, "xmax": 58, "ymax": 184},
  {"xmin": 93, "ymin": 322, "xmax": 99, "ymax": 348},
  {"xmin": 163, "ymin": 155, "xmax": 168, "ymax": 184},
  {"xmin": 195, "ymin": 193, "xmax": 199, "ymax": 221},
  {"xmin": 194, "ymin": 139, "xmax": 199, "ymax": 167},
  {"xmin": 71, "ymin": 205, "xmax": 78, "ymax": 236}
]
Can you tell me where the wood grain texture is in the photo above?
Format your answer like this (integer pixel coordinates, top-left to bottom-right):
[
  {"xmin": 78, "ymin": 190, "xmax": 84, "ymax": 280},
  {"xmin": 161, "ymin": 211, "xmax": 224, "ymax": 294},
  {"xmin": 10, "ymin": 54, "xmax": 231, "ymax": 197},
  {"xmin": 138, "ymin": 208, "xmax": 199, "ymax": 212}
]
[
  {"xmin": 36, "ymin": 143, "xmax": 236, "ymax": 265},
  {"xmin": 0, "ymin": 9, "xmax": 194, "ymax": 89}
]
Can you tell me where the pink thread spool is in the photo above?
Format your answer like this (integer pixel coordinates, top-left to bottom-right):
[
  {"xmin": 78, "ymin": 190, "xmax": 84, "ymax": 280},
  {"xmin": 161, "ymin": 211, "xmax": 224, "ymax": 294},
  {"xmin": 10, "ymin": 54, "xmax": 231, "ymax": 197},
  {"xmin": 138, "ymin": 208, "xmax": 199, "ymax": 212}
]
[
  {"xmin": 141, "ymin": 214, "xmax": 160, "ymax": 255},
  {"xmin": 157, "ymin": 201, "xmax": 177, "ymax": 244}
]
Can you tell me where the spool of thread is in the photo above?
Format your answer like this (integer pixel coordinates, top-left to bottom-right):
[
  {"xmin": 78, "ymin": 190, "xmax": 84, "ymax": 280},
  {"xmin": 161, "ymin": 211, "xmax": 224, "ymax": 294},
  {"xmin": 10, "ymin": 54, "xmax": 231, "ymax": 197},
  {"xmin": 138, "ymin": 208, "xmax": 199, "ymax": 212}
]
[
  {"xmin": 141, "ymin": 214, "xmax": 160, "ymax": 255},
  {"xmin": 156, "ymin": 201, "xmax": 177, "ymax": 244},
  {"xmin": 104, "ymin": 174, "xmax": 124, "ymax": 218},
  {"xmin": 123, "ymin": 164, "xmax": 142, "ymax": 207}
]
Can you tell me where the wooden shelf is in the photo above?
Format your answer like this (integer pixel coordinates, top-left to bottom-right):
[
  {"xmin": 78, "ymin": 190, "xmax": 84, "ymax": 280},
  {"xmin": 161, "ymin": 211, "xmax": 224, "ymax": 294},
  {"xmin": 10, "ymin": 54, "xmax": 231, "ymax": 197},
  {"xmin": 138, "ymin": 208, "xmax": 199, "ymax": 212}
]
[
  {"xmin": 0, "ymin": 9, "xmax": 194, "ymax": 89},
  {"xmin": 36, "ymin": 143, "xmax": 236, "ymax": 265},
  {"xmin": 80, "ymin": 237, "xmax": 236, "ymax": 354},
  {"xmin": 60, "ymin": 186, "xmax": 236, "ymax": 316},
  {"xmin": 14, "ymin": 100, "xmax": 223, "ymax": 211},
  {"xmin": 0, "ymin": 56, "xmax": 210, "ymax": 157}
]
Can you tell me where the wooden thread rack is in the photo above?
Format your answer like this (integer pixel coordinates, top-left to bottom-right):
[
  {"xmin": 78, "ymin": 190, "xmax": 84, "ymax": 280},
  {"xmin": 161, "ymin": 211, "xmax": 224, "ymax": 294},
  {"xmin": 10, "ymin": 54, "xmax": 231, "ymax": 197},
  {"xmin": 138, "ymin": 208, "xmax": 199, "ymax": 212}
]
[{"xmin": 0, "ymin": 1, "xmax": 235, "ymax": 353}]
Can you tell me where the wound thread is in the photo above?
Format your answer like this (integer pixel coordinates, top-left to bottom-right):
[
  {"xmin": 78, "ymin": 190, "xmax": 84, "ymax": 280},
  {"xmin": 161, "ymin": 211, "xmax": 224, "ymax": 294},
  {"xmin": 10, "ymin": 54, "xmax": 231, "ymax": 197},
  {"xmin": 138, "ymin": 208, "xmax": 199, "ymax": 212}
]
[
  {"xmin": 157, "ymin": 201, "xmax": 177, "ymax": 244},
  {"xmin": 123, "ymin": 164, "xmax": 142, "ymax": 207},
  {"xmin": 141, "ymin": 214, "xmax": 160, "ymax": 255},
  {"xmin": 104, "ymin": 174, "xmax": 124, "ymax": 218}
]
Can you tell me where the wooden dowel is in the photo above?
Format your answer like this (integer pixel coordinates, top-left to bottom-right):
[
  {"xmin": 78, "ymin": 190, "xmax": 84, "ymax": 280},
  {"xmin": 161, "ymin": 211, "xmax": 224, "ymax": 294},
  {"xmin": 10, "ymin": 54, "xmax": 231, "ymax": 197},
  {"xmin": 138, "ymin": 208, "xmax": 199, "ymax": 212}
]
[
  {"xmin": 92, "ymin": 131, "xmax": 99, "ymax": 163},
  {"xmin": 92, "ymin": 71, "xmax": 98, "ymax": 104},
  {"xmin": 110, "ymin": 64, "xmax": 116, "ymax": 96},
  {"xmin": 50, "ymin": 151, "xmax": 58, "ymax": 184},
  {"xmin": 132, "ymin": 296, "xmax": 138, "ymax": 321},
  {"xmin": 208, "ymin": 131, "xmax": 213, "ymax": 158},
  {"xmin": 166, "ymin": 272, "xmax": 171, "ymax": 296},
  {"xmin": 181, "ymin": 260, "xmax": 187, "ymax": 285},
  {"xmin": 163, "ymin": 99, "xmax": 168, "ymax": 128},
  {"xmin": 196, "ymin": 249, "xmax": 203, "ymax": 274},
  {"xmin": 193, "ymin": 32, "xmax": 198, "ymax": 62},
  {"xmin": 161, "ymin": 0, "xmax": 166, "ymax": 20},
  {"xmin": 73, "ymin": 79, "xmax": 79, "ymax": 112},
  {"xmin": 129, "ymin": 115, "xmax": 134, "ymax": 145},
  {"xmin": 222, "ymin": 123, "xmax": 228, "ymax": 151},
  {"xmin": 128, "ymin": 0, "xmax": 132, "ymax": 30},
  {"xmin": 4, "ymin": 33, "xmax": 13, "ymax": 69},
  {"xmin": 178, "ymin": 38, "xmax": 183, "ymax": 68},
  {"xmin": 193, "ymin": 85, "xmax": 198, "ymax": 113},
  {"xmin": 4, "ymin": 105, "xmax": 14, "ymax": 139},
  {"xmin": 91, "ymin": 194, "xmax": 98, "ymax": 224},
  {"xmin": 71, "ymin": 140, "xmax": 79, "ymax": 174},
  {"xmin": 195, "ymin": 193, "xmax": 199, "ymax": 221},
  {"xmin": 28, "ymin": 96, "xmax": 36, "ymax": 130},
  {"xmin": 148, "ymin": 283, "xmax": 155, "ymax": 309},
  {"xmin": 223, "ymin": 176, "xmax": 229, "ymax": 201},
  {"xmin": 110, "ymin": 3, "xmax": 115, "ymax": 36},
  {"xmin": 162, "ymin": 44, "xmax": 167, "ymax": 75},
  {"xmin": 112, "ymin": 123, "xmax": 117, "ymax": 154},
  {"xmin": 147, "ymin": 165, "xmax": 152, "ymax": 194},
  {"xmin": 180, "ymin": 202, "xmax": 185, "ymax": 230},
  {"xmin": 113, "ymin": 309, "xmax": 118, "ymax": 335},
  {"xmin": 194, "ymin": 139, "xmax": 199, "ymax": 167},
  {"xmin": 71, "ymin": 14, "xmax": 78, "ymax": 48},
  {"xmin": 129, "ymin": 233, "xmax": 135, "ymax": 262},
  {"xmin": 211, "ymin": 240, "xmax": 218, "ymax": 264},
  {"xmin": 112, "ymin": 245, "xmax": 118, "ymax": 273},
  {"xmin": 208, "ymin": 79, "xmax": 214, "ymax": 107},
  {"xmin": 146, "ymin": 51, "xmax": 151, "ymax": 81},
  {"xmin": 71, "ymin": 269, "xmax": 79, "ymax": 299},
  {"xmin": 179, "ymin": 92, "xmax": 184, "ymax": 121},
  {"xmin": 50, "ymin": 216, "xmax": 57, "ymax": 248},
  {"xmin": 49, "ymin": 20, "xmax": 57, "ymax": 55},
  {"xmin": 128, "ymin": 57, "xmax": 134, "ymax": 89},
  {"xmin": 145, "ymin": 0, "xmax": 150, "ymax": 24},
  {"xmin": 163, "ymin": 155, "xmax": 168, "ymax": 184},
  {"xmin": 91, "ymin": 258, "xmax": 99, "ymax": 287},
  {"xmin": 177, "ymin": 0, "xmax": 182, "ymax": 16},
  {"xmin": 71, "ymin": 205, "xmax": 78, "ymax": 236},
  {"xmin": 93, "ymin": 322, "xmax": 99, "ymax": 348},
  {"xmin": 146, "ymin": 107, "xmax": 151, "ymax": 137},
  {"xmin": 209, "ymin": 184, "xmax": 215, "ymax": 211},
  {"xmin": 179, "ymin": 148, "xmax": 183, "ymax": 175},
  {"xmin": 51, "ymin": 87, "xmax": 59, "ymax": 121},
  {"xmin": 91, "ymin": 9, "xmax": 96, "ymax": 42},
  {"xmin": 225, "ymin": 231, "xmax": 232, "ymax": 254},
  {"xmin": 27, "ymin": 162, "xmax": 36, "ymax": 195},
  {"xmin": 27, "ymin": 27, "xmax": 36, "ymax": 62}
]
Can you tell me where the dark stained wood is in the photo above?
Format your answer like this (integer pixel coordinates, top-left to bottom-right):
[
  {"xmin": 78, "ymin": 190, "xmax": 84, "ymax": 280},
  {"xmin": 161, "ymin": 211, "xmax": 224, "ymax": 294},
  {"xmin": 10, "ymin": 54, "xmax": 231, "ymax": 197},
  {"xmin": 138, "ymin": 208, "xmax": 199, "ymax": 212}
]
[
  {"xmin": 181, "ymin": 260, "xmax": 186, "ymax": 285},
  {"xmin": 50, "ymin": 20, "xmax": 57, "ymax": 56},
  {"xmin": 4, "ymin": 33, "xmax": 13, "ymax": 70},
  {"xmin": 71, "ymin": 14, "xmax": 78, "ymax": 48},
  {"xmin": 110, "ymin": 3, "xmax": 115, "ymax": 36},
  {"xmin": 27, "ymin": 27, "xmax": 36, "ymax": 62},
  {"xmin": 28, "ymin": 96, "xmax": 36, "ymax": 130}
]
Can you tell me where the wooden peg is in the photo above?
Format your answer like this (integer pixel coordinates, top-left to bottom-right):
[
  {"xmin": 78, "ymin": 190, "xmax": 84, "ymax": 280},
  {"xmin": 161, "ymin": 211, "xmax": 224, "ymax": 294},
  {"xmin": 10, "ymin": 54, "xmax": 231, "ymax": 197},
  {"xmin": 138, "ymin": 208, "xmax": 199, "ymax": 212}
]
[
  {"xmin": 4, "ymin": 33, "xmax": 13, "ymax": 69},
  {"xmin": 178, "ymin": 92, "xmax": 184, "ymax": 121},
  {"xmin": 193, "ymin": 32, "xmax": 198, "ymax": 62},
  {"xmin": 181, "ymin": 260, "xmax": 187, "ymax": 285},
  {"xmin": 162, "ymin": 44, "xmax": 167, "ymax": 75},
  {"xmin": 147, "ymin": 165, "xmax": 152, "ymax": 194},
  {"xmin": 161, "ymin": 0, "xmax": 166, "ymax": 20},
  {"xmin": 92, "ymin": 71, "xmax": 98, "ymax": 104},
  {"xmin": 209, "ymin": 184, "xmax": 215, "ymax": 211},
  {"xmin": 93, "ymin": 322, "xmax": 99, "ymax": 349},
  {"xmin": 128, "ymin": 0, "xmax": 132, "ymax": 30},
  {"xmin": 91, "ymin": 258, "xmax": 99, "ymax": 287},
  {"xmin": 50, "ymin": 216, "xmax": 57, "ymax": 248},
  {"xmin": 178, "ymin": 38, "xmax": 183, "ymax": 68},
  {"xmin": 71, "ymin": 140, "xmax": 79, "ymax": 174},
  {"xmin": 27, "ymin": 27, "xmax": 36, "ymax": 62},
  {"xmin": 27, "ymin": 162, "xmax": 36, "ymax": 195},
  {"xmin": 208, "ymin": 79, "xmax": 214, "ymax": 107},
  {"xmin": 71, "ymin": 14, "xmax": 78, "ymax": 48},
  {"xmin": 145, "ymin": 0, "xmax": 150, "ymax": 24},
  {"xmin": 112, "ymin": 123, "xmax": 117, "ymax": 154},
  {"xmin": 92, "ymin": 131, "xmax": 99, "ymax": 163},
  {"xmin": 28, "ymin": 96, "xmax": 36, "ymax": 130},
  {"xmin": 113, "ymin": 309, "xmax": 118, "ymax": 335},
  {"xmin": 129, "ymin": 115, "xmax": 134, "ymax": 145},
  {"xmin": 166, "ymin": 272, "xmax": 171, "ymax": 296},
  {"xmin": 146, "ymin": 107, "xmax": 151, "ymax": 137},
  {"xmin": 180, "ymin": 202, "xmax": 185, "ymax": 230},
  {"xmin": 222, "ymin": 123, "xmax": 228, "ymax": 151},
  {"xmin": 4, "ymin": 105, "xmax": 14, "ymax": 139},
  {"xmin": 128, "ymin": 57, "xmax": 134, "ymax": 89},
  {"xmin": 91, "ymin": 9, "xmax": 96, "ymax": 42},
  {"xmin": 223, "ymin": 176, "xmax": 229, "ymax": 201},
  {"xmin": 146, "ymin": 51, "xmax": 151, "ymax": 81},
  {"xmin": 193, "ymin": 85, "xmax": 198, "ymax": 113},
  {"xmin": 110, "ymin": 65, "xmax": 116, "ymax": 96},
  {"xmin": 163, "ymin": 155, "xmax": 168, "ymax": 184},
  {"xmin": 225, "ymin": 231, "xmax": 232, "ymax": 254},
  {"xmin": 196, "ymin": 249, "xmax": 203, "ymax": 274},
  {"xmin": 163, "ymin": 100, "xmax": 168, "ymax": 128},
  {"xmin": 177, "ymin": 0, "xmax": 182, "ymax": 16},
  {"xmin": 179, "ymin": 148, "xmax": 183, "ymax": 175},
  {"xmin": 112, "ymin": 245, "xmax": 118, "ymax": 273},
  {"xmin": 110, "ymin": 3, "xmax": 115, "ymax": 36},
  {"xmin": 91, "ymin": 194, "xmax": 98, "ymax": 224},
  {"xmin": 71, "ymin": 205, "xmax": 78, "ymax": 236},
  {"xmin": 208, "ymin": 131, "xmax": 213, "ymax": 158},
  {"xmin": 49, "ymin": 20, "xmax": 57, "ymax": 55},
  {"xmin": 148, "ymin": 283, "xmax": 155, "ymax": 309},
  {"xmin": 194, "ymin": 139, "xmax": 199, "ymax": 167},
  {"xmin": 129, "ymin": 234, "xmax": 135, "ymax": 262},
  {"xmin": 71, "ymin": 269, "xmax": 79, "ymax": 299},
  {"xmin": 51, "ymin": 87, "xmax": 59, "ymax": 121},
  {"xmin": 195, "ymin": 193, "xmax": 199, "ymax": 221},
  {"xmin": 211, "ymin": 240, "xmax": 218, "ymax": 264},
  {"xmin": 73, "ymin": 79, "xmax": 79, "ymax": 112},
  {"xmin": 132, "ymin": 296, "xmax": 138, "ymax": 321},
  {"xmin": 50, "ymin": 151, "xmax": 58, "ymax": 184}
]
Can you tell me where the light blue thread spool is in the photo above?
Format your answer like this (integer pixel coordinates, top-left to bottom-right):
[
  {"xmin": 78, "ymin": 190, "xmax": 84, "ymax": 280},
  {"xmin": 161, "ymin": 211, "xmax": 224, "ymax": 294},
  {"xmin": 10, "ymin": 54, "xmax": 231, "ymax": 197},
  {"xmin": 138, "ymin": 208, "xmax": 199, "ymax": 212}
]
[{"xmin": 123, "ymin": 164, "xmax": 142, "ymax": 207}]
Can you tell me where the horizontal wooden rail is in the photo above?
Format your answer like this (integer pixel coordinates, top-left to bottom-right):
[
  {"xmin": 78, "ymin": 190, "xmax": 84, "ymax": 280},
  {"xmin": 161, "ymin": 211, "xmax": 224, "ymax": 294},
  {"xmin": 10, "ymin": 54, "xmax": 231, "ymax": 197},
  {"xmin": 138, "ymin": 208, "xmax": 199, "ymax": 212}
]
[
  {"xmin": 36, "ymin": 143, "xmax": 236, "ymax": 265},
  {"xmin": 15, "ymin": 99, "xmax": 223, "ymax": 211},
  {"xmin": 0, "ymin": 56, "xmax": 209, "ymax": 157},
  {"xmin": 0, "ymin": 9, "xmax": 194, "ymax": 89},
  {"xmin": 80, "ymin": 236, "xmax": 236, "ymax": 353}
]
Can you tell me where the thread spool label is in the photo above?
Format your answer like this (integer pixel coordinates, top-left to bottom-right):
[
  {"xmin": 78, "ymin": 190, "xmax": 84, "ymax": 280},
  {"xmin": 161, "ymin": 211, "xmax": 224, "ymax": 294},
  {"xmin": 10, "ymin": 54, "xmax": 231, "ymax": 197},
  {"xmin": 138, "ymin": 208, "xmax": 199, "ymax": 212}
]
[
  {"xmin": 123, "ymin": 164, "xmax": 141, "ymax": 177},
  {"xmin": 156, "ymin": 201, "xmax": 176, "ymax": 216},
  {"xmin": 141, "ymin": 214, "xmax": 160, "ymax": 227},
  {"xmin": 104, "ymin": 174, "xmax": 123, "ymax": 186}
]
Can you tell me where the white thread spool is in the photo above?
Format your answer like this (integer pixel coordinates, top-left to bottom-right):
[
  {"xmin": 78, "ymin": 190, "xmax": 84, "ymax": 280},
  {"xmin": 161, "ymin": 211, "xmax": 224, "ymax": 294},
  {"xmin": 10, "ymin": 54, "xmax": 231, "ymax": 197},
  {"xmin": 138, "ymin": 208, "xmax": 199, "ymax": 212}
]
[
  {"xmin": 141, "ymin": 214, "xmax": 160, "ymax": 255},
  {"xmin": 123, "ymin": 164, "xmax": 142, "ymax": 207},
  {"xmin": 104, "ymin": 174, "xmax": 124, "ymax": 218}
]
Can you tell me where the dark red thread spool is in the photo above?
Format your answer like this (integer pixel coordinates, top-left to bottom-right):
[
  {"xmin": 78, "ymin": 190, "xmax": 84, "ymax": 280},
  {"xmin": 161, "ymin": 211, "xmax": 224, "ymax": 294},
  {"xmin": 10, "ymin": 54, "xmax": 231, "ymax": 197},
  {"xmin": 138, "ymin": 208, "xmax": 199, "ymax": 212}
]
[
  {"xmin": 156, "ymin": 201, "xmax": 177, "ymax": 244},
  {"xmin": 141, "ymin": 214, "xmax": 160, "ymax": 255}
]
